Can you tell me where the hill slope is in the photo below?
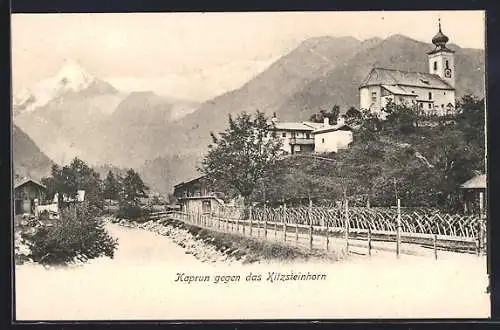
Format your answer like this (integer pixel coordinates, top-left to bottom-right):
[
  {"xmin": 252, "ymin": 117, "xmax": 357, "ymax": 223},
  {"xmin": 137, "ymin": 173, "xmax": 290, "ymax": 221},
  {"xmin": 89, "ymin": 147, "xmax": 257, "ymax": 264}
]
[
  {"xmin": 137, "ymin": 34, "xmax": 485, "ymax": 192},
  {"xmin": 13, "ymin": 125, "xmax": 54, "ymax": 180}
]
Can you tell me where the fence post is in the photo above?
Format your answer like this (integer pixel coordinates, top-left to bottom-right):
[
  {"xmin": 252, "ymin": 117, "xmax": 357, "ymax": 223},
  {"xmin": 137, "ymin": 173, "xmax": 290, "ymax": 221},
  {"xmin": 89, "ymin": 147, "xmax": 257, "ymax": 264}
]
[
  {"xmin": 264, "ymin": 212, "xmax": 268, "ymax": 239},
  {"xmin": 295, "ymin": 210, "xmax": 299, "ymax": 244},
  {"xmin": 396, "ymin": 198, "xmax": 401, "ymax": 259},
  {"xmin": 433, "ymin": 233, "xmax": 438, "ymax": 260},
  {"xmin": 478, "ymin": 192, "xmax": 484, "ymax": 256},
  {"xmin": 344, "ymin": 199, "xmax": 349, "ymax": 254},
  {"xmin": 309, "ymin": 200, "xmax": 313, "ymax": 250},
  {"xmin": 274, "ymin": 210, "xmax": 278, "ymax": 239},
  {"xmin": 283, "ymin": 203, "xmax": 287, "ymax": 242},
  {"xmin": 242, "ymin": 208, "xmax": 246, "ymax": 235},
  {"xmin": 325, "ymin": 213, "xmax": 329, "ymax": 252},
  {"xmin": 249, "ymin": 206, "xmax": 253, "ymax": 237},
  {"xmin": 368, "ymin": 226, "xmax": 372, "ymax": 256}
]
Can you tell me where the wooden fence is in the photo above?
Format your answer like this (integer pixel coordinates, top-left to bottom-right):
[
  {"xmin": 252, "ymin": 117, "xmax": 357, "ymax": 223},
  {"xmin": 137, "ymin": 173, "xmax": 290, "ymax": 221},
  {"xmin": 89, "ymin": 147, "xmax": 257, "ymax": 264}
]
[{"xmin": 154, "ymin": 197, "xmax": 487, "ymax": 258}]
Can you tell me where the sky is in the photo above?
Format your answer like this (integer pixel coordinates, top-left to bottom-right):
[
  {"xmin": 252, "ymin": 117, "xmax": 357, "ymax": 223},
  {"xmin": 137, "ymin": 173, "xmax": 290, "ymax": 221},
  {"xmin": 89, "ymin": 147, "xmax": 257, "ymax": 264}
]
[{"xmin": 11, "ymin": 11, "xmax": 485, "ymax": 101}]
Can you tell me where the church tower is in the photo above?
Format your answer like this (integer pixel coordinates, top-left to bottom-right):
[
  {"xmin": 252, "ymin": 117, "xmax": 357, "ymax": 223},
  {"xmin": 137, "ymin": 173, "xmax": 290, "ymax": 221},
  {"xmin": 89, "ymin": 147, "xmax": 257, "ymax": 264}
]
[{"xmin": 427, "ymin": 19, "xmax": 455, "ymax": 88}]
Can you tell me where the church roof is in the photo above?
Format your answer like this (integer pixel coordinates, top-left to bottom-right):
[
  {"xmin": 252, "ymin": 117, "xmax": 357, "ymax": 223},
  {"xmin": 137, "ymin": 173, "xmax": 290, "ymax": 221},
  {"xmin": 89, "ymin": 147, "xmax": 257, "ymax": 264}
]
[
  {"xmin": 360, "ymin": 68, "xmax": 454, "ymax": 90},
  {"xmin": 381, "ymin": 84, "xmax": 417, "ymax": 96}
]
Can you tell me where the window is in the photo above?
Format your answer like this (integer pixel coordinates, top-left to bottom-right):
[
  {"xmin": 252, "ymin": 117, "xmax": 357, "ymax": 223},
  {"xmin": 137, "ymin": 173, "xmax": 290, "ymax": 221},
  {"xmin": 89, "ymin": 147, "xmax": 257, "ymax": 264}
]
[
  {"xmin": 441, "ymin": 104, "xmax": 444, "ymax": 108},
  {"xmin": 322, "ymin": 138, "xmax": 325, "ymax": 144},
  {"xmin": 433, "ymin": 61, "xmax": 437, "ymax": 71},
  {"xmin": 282, "ymin": 132, "xmax": 286, "ymax": 138},
  {"xmin": 306, "ymin": 133, "xmax": 310, "ymax": 139},
  {"xmin": 446, "ymin": 60, "xmax": 449, "ymax": 69},
  {"xmin": 444, "ymin": 92, "xmax": 446, "ymax": 95},
  {"xmin": 428, "ymin": 103, "xmax": 432, "ymax": 109},
  {"xmin": 428, "ymin": 92, "xmax": 432, "ymax": 100},
  {"xmin": 419, "ymin": 103, "xmax": 423, "ymax": 109}
]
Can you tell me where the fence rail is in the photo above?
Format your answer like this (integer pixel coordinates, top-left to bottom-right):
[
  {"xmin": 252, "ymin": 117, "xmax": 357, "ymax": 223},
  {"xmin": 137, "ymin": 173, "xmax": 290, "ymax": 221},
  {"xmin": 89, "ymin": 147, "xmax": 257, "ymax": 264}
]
[{"xmin": 150, "ymin": 198, "xmax": 487, "ymax": 258}]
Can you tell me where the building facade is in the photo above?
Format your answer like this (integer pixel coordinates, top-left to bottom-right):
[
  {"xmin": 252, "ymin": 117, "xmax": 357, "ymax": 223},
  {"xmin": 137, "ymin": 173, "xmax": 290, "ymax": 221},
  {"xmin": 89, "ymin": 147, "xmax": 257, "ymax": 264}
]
[
  {"xmin": 313, "ymin": 117, "xmax": 353, "ymax": 153},
  {"xmin": 14, "ymin": 178, "xmax": 47, "ymax": 215},
  {"xmin": 173, "ymin": 176, "xmax": 225, "ymax": 215},
  {"xmin": 359, "ymin": 21, "xmax": 456, "ymax": 116}
]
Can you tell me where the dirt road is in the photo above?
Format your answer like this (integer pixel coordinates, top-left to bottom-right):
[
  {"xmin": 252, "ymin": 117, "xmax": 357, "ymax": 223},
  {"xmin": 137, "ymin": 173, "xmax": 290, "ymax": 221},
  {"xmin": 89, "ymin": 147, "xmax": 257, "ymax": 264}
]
[{"xmin": 15, "ymin": 222, "xmax": 490, "ymax": 320}]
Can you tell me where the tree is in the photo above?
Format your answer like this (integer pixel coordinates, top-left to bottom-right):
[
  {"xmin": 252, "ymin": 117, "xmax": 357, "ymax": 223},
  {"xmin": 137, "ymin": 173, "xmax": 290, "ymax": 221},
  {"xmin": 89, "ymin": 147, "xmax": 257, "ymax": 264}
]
[
  {"xmin": 345, "ymin": 106, "xmax": 362, "ymax": 120},
  {"xmin": 103, "ymin": 171, "xmax": 121, "ymax": 200},
  {"xmin": 310, "ymin": 105, "xmax": 341, "ymax": 124},
  {"xmin": 22, "ymin": 203, "xmax": 118, "ymax": 265},
  {"xmin": 50, "ymin": 158, "xmax": 103, "ymax": 209},
  {"xmin": 121, "ymin": 169, "xmax": 149, "ymax": 204},
  {"xmin": 200, "ymin": 110, "xmax": 283, "ymax": 204}
]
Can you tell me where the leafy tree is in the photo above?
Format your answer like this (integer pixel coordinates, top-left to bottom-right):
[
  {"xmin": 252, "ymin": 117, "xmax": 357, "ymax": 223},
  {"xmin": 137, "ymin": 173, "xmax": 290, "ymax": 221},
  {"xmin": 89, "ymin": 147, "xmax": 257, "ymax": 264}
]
[
  {"xmin": 121, "ymin": 168, "xmax": 149, "ymax": 204},
  {"xmin": 21, "ymin": 203, "xmax": 118, "ymax": 265},
  {"xmin": 50, "ymin": 158, "xmax": 103, "ymax": 209},
  {"xmin": 310, "ymin": 105, "xmax": 340, "ymax": 124},
  {"xmin": 345, "ymin": 106, "xmax": 362, "ymax": 120},
  {"xmin": 103, "ymin": 170, "xmax": 121, "ymax": 200},
  {"xmin": 200, "ymin": 110, "xmax": 283, "ymax": 205}
]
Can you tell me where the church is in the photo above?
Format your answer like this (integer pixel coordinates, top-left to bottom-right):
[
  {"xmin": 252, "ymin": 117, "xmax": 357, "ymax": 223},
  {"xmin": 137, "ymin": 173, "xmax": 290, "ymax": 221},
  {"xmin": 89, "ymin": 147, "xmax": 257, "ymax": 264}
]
[{"xmin": 359, "ymin": 21, "xmax": 456, "ymax": 116}]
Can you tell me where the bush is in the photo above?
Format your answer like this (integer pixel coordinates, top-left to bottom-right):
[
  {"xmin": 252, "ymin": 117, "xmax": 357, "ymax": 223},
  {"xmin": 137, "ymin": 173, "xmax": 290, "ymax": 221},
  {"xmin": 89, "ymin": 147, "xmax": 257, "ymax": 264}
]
[
  {"xmin": 21, "ymin": 203, "xmax": 118, "ymax": 265},
  {"xmin": 116, "ymin": 202, "xmax": 150, "ymax": 222}
]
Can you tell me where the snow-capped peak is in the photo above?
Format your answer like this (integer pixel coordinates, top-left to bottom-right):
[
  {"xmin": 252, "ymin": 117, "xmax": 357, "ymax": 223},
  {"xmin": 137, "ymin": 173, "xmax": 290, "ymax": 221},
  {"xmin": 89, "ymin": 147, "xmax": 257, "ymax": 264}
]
[
  {"xmin": 53, "ymin": 59, "xmax": 95, "ymax": 91},
  {"xmin": 13, "ymin": 59, "xmax": 98, "ymax": 115}
]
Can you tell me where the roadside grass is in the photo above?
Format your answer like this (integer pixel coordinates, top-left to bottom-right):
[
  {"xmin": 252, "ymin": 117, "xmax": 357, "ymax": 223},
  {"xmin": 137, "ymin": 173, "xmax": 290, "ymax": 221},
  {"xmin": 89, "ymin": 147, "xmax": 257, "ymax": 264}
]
[{"xmin": 163, "ymin": 218, "xmax": 342, "ymax": 264}]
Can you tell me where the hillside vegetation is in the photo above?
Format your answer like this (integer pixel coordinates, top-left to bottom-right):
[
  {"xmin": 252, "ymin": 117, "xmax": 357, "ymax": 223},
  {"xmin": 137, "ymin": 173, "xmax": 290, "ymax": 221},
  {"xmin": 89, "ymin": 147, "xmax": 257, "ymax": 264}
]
[{"xmin": 249, "ymin": 95, "xmax": 485, "ymax": 211}]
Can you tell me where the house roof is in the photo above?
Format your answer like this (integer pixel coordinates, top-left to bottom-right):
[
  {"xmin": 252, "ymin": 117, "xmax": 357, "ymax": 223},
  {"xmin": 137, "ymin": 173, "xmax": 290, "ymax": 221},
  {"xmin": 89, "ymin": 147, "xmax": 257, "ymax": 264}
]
[
  {"xmin": 460, "ymin": 174, "xmax": 486, "ymax": 189},
  {"xmin": 273, "ymin": 122, "xmax": 315, "ymax": 131},
  {"xmin": 381, "ymin": 84, "xmax": 418, "ymax": 96},
  {"xmin": 173, "ymin": 175, "xmax": 206, "ymax": 189},
  {"xmin": 302, "ymin": 121, "xmax": 327, "ymax": 130},
  {"xmin": 360, "ymin": 68, "xmax": 454, "ymax": 90},
  {"xmin": 313, "ymin": 124, "xmax": 352, "ymax": 134},
  {"xmin": 14, "ymin": 178, "xmax": 46, "ymax": 190}
]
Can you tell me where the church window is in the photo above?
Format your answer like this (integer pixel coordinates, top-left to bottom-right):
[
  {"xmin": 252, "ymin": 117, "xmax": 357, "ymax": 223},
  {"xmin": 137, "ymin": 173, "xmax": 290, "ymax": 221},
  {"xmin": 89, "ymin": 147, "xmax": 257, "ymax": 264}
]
[
  {"xmin": 428, "ymin": 92, "xmax": 432, "ymax": 100},
  {"xmin": 446, "ymin": 60, "xmax": 449, "ymax": 69},
  {"xmin": 433, "ymin": 61, "xmax": 437, "ymax": 71}
]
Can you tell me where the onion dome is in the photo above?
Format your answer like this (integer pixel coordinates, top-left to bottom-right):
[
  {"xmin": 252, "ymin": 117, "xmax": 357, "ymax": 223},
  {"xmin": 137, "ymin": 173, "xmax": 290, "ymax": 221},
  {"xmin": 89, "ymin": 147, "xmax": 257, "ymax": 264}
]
[{"xmin": 432, "ymin": 19, "xmax": 449, "ymax": 48}]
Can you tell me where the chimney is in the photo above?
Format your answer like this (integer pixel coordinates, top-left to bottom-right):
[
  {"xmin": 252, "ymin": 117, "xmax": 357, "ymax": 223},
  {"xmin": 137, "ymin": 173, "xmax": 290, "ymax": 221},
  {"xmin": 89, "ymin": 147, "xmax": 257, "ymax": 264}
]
[
  {"xmin": 271, "ymin": 112, "xmax": 278, "ymax": 124},
  {"xmin": 323, "ymin": 117, "xmax": 329, "ymax": 126},
  {"xmin": 337, "ymin": 116, "xmax": 345, "ymax": 126}
]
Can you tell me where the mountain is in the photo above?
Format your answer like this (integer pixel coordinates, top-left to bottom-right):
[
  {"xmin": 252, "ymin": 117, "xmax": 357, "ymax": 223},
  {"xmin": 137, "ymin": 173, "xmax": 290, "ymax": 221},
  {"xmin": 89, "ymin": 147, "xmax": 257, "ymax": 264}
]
[
  {"xmin": 13, "ymin": 61, "xmax": 201, "ymax": 166},
  {"xmin": 90, "ymin": 92, "xmax": 200, "ymax": 168},
  {"xmin": 137, "ymin": 34, "xmax": 485, "ymax": 192},
  {"xmin": 12, "ymin": 125, "xmax": 54, "ymax": 180},
  {"xmin": 278, "ymin": 35, "xmax": 485, "ymax": 117},
  {"xmin": 13, "ymin": 59, "xmax": 118, "ymax": 116}
]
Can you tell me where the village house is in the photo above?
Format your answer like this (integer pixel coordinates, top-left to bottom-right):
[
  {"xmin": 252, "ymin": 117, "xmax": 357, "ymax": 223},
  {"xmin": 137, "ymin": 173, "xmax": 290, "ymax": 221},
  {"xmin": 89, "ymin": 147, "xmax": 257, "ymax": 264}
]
[
  {"xmin": 14, "ymin": 178, "xmax": 47, "ymax": 216},
  {"xmin": 269, "ymin": 114, "xmax": 352, "ymax": 154},
  {"xmin": 313, "ymin": 116, "xmax": 353, "ymax": 153},
  {"xmin": 359, "ymin": 21, "xmax": 456, "ymax": 117},
  {"xmin": 173, "ymin": 176, "xmax": 225, "ymax": 215},
  {"xmin": 460, "ymin": 173, "xmax": 487, "ymax": 214}
]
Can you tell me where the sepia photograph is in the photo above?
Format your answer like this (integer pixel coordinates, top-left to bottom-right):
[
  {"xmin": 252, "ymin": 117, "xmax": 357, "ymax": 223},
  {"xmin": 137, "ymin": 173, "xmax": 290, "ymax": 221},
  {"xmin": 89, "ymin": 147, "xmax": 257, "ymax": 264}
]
[{"xmin": 12, "ymin": 10, "xmax": 488, "ymax": 320}]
